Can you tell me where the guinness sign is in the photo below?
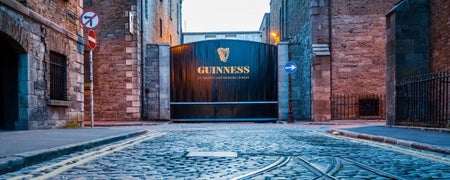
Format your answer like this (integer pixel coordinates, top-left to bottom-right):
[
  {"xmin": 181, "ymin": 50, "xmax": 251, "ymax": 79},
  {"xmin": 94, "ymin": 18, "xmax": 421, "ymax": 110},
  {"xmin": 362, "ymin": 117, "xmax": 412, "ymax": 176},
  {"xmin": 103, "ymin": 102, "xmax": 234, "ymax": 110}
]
[{"xmin": 170, "ymin": 40, "xmax": 278, "ymax": 121}]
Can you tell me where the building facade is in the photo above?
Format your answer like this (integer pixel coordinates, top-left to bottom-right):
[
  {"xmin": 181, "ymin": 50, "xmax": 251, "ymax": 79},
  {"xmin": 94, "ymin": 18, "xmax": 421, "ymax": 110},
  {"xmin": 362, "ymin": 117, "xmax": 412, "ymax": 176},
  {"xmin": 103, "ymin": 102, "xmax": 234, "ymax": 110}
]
[
  {"xmin": 182, "ymin": 31, "xmax": 262, "ymax": 44},
  {"xmin": 386, "ymin": 0, "xmax": 450, "ymax": 127},
  {"xmin": 83, "ymin": 0, "xmax": 181, "ymax": 122},
  {"xmin": 0, "ymin": 0, "xmax": 85, "ymax": 129},
  {"xmin": 269, "ymin": 0, "xmax": 397, "ymax": 121}
]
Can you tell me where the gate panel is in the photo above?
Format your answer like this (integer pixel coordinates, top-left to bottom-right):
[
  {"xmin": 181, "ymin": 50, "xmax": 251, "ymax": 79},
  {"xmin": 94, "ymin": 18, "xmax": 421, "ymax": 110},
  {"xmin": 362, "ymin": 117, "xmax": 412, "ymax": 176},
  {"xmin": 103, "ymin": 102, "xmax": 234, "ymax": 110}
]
[{"xmin": 170, "ymin": 40, "xmax": 278, "ymax": 121}]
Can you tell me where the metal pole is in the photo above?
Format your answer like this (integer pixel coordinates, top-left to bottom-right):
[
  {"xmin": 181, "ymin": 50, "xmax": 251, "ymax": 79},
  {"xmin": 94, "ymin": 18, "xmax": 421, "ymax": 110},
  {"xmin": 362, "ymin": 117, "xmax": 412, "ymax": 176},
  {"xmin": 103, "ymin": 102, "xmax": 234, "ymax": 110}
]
[
  {"xmin": 288, "ymin": 74, "xmax": 294, "ymax": 123},
  {"xmin": 90, "ymin": 50, "xmax": 94, "ymax": 128}
]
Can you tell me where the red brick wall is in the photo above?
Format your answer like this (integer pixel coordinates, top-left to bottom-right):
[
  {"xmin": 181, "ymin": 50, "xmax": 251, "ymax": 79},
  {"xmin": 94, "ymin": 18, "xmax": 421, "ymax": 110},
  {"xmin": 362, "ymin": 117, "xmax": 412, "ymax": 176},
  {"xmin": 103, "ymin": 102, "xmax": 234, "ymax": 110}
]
[
  {"xmin": 430, "ymin": 0, "xmax": 450, "ymax": 72},
  {"xmin": 331, "ymin": 0, "xmax": 397, "ymax": 95},
  {"xmin": 85, "ymin": 1, "xmax": 140, "ymax": 121},
  {"xmin": 26, "ymin": 0, "xmax": 80, "ymax": 33}
]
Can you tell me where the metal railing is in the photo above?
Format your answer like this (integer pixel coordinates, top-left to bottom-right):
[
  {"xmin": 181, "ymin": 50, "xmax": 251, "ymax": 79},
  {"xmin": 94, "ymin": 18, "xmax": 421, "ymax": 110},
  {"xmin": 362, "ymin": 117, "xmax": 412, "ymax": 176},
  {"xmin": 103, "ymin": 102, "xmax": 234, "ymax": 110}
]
[
  {"xmin": 395, "ymin": 72, "xmax": 450, "ymax": 127},
  {"xmin": 331, "ymin": 94, "xmax": 385, "ymax": 120}
]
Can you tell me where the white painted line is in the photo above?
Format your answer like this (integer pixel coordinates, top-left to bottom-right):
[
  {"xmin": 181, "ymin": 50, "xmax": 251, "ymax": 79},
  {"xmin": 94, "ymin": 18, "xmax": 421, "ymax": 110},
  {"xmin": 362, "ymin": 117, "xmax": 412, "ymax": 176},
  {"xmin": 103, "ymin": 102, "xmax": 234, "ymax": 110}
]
[{"xmin": 186, "ymin": 151, "xmax": 237, "ymax": 157}]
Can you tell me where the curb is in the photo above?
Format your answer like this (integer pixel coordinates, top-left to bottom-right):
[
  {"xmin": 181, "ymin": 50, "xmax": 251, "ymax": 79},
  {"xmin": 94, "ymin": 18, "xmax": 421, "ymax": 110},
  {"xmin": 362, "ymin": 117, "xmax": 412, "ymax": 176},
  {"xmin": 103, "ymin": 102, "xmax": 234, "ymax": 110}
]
[
  {"xmin": 0, "ymin": 130, "xmax": 148, "ymax": 175},
  {"xmin": 328, "ymin": 129, "xmax": 450, "ymax": 155}
]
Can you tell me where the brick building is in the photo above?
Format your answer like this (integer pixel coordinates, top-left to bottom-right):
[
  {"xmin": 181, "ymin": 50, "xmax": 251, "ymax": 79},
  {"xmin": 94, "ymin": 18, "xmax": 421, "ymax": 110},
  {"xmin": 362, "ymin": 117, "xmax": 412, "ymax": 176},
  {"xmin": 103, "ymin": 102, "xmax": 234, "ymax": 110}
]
[
  {"xmin": 182, "ymin": 31, "xmax": 262, "ymax": 44},
  {"xmin": 0, "ymin": 0, "xmax": 84, "ymax": 129},
  {"xmin": 84, "ymin": 0, "xmax": 182, "ymax": 122},
  {"xmin": 269, "ymin": 0, "xmax": 397, "ymax": 121},
  {"xmin": 386, "ymin": 0, "xmax": 450, "ymax": 127},
  {"xmin": 429, "ymin": 0, "xmax": 450, "ymax": 73}
]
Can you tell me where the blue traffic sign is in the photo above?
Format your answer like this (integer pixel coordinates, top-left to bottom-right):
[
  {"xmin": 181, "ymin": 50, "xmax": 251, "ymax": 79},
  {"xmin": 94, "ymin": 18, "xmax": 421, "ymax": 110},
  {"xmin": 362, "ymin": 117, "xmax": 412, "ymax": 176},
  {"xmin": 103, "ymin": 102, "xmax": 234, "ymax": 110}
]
[
  {"xmin": 80, "ymin": 11, "xmax": 100, "ymax": 29},
  {"xmin": 284, "ymin": 61, "xmax": 297, "ymax": 74}
]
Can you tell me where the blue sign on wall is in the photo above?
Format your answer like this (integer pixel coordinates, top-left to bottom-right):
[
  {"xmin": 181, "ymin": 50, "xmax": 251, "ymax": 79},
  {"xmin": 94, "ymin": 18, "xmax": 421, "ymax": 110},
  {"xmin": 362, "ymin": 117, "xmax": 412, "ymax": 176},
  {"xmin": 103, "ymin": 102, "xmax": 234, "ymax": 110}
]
[{"xmin": 284, "ymin": 61, "xmax": 297, "ymax": 74}]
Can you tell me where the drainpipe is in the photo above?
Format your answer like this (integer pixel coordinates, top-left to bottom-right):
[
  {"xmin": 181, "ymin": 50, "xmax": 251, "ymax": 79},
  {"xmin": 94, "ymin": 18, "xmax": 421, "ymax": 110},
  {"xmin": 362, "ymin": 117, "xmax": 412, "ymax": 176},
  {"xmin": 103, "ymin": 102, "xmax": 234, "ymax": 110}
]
[
  {"xmin": 328, "ymin": 0, "xmax": 333, "ymax": 119},
  {"xmin": 140, "ymin": 0, "xmax": 146, "ymax": 120}
]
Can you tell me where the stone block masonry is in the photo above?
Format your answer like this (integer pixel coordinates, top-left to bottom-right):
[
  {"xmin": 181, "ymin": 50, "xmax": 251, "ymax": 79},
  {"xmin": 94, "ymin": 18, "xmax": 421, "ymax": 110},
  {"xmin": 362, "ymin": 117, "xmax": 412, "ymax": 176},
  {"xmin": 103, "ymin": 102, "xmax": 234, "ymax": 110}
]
[
  {"xmin": 84, "ymin": 0, "xmax": 181, "ymax": 121},
  {"xmin": 331, "ymin": 0, "xmax": 397, "ymax": 96},
  {"xmin": 1, "ymin": 0, "xmax": 84, "ymax": 129},
  {"xmin": 85, "ymin": 0, "xmax": 141, "ymax": 121},
  {"xmin": 430, "ymin": 0, "xmax": 450, "ymax": 72}
]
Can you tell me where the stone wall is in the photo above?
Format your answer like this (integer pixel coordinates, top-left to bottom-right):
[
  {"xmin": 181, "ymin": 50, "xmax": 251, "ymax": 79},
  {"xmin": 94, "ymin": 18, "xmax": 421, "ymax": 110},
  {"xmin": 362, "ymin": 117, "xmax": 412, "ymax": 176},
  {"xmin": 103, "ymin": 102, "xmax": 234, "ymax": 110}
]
[
  {"xmin": 144, "ymin": 0, "xmax": 181, "ymax": 46},
  {"xmin": 386, "ymin": 0, "xmax": 431, "ymax": 125},
  {"xmin": 331, "ymin": 0, "xmax": 396, "ymax": 95},
  {"xmin": 84, "ymin": 0, "xmax": 181, "ymax": 121},
  {"xmin": 0, "ymin": 0, "xmax": 84, "ymax": 129},
  {"xmin": 269, "ymin": 0, "xmax": 282, "ymax": 44},
  {"xmin": 143, "ymin": 44, "xmax": 159, "ymax": 120},
  {"xmin": 85, "ymin": 0, "xmax": 140, "ymax": 121},
  {"xmin": 286, "ymin": 0, "xmax": 313, "ymax": 120},
  {"xmin": 430, "ymin": 0, "xmax": 450, "ymax": 72}
]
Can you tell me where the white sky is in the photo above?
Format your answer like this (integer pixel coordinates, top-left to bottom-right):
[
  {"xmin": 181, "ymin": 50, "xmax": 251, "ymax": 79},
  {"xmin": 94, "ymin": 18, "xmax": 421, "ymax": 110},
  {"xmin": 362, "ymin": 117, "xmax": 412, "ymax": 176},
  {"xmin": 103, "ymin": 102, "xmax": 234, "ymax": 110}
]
[{"xmin": 182, "ymin": 0, "xmax": 271, "ymax": 32}]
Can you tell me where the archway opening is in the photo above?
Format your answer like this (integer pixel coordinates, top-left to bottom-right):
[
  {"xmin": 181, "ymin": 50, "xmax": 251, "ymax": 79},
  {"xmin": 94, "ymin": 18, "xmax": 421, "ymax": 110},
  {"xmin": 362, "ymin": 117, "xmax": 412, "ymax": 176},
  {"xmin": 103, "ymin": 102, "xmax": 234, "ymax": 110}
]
[{"xmin": 0, "ymin": 33, "xmax": 25, "ymax": 130}]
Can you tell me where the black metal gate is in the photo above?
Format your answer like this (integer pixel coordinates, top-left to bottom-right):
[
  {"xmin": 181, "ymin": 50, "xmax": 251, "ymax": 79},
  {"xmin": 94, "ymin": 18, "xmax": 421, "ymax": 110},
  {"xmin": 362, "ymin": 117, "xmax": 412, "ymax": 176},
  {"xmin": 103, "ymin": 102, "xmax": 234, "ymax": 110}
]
[
  {"xmin": 170, "ymin": 40, "xmax": 278, "ymax": 121},
  {"xmin": 395, "ymin": 72, "xmax": 450, "ymax": 127}
]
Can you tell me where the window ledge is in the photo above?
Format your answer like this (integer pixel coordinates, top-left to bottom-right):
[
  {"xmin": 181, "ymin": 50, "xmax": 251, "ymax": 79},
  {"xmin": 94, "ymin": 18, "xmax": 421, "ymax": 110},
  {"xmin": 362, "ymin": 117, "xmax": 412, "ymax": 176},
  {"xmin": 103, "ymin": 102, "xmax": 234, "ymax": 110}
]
[{"xmin": 48, "ymin": 100, "xmax": 71, "ymax": 107}]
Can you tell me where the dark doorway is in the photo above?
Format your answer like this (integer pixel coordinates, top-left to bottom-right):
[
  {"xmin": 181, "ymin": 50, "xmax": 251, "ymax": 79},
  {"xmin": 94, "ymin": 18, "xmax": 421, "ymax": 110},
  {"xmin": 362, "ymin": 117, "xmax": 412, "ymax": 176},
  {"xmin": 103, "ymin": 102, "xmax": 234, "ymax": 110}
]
[{"xmin": 0, "ymin": 33, "xmax": 22, "ymax": 130}]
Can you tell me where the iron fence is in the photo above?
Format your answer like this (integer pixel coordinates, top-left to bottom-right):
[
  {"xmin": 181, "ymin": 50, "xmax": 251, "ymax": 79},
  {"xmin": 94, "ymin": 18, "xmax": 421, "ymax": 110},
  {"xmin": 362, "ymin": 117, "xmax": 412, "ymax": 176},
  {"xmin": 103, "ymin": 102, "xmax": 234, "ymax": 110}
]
[
  {"xmin": 395, "ymin": 72, "xmax": 450, "ymax": 127},
  {"xmin": 331, "ymin": 94, "xmax": 385, "ymax": 120}
]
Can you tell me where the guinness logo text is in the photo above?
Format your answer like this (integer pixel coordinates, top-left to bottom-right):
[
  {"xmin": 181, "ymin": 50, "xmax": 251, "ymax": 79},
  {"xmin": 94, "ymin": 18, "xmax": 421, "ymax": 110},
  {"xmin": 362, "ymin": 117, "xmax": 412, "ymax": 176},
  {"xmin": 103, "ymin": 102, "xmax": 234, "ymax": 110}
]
[{"xmin": 197, "ymin": 66, "xmax": 250, "ymax": 74}]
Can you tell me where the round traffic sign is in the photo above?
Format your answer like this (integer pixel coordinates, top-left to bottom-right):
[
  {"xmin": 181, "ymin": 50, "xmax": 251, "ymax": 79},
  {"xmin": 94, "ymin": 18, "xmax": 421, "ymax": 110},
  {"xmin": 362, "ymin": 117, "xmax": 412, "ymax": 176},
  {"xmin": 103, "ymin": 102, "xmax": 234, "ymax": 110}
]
[
  {"xmin": 284, "ymin": 61, "xmax": 297, "ymax": 74},
  {"xmin": 88, "ymin": 29, "xmax": 96, "ymax": 50},
  {"xmin": 81, "ymin": 11, "xmax": 100, "ymax": 29}
]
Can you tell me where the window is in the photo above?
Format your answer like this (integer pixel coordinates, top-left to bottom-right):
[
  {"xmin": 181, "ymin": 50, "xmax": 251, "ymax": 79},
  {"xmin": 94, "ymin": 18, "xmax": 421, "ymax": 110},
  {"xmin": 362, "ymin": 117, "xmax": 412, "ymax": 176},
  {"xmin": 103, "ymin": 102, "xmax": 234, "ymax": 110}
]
[
  {"xmin": 205, "ymin": 34, "xmax": 216, "ymax": 39},
  {"xmin": 225, "ymin": 34, "xmax": 237, "ymax": 39},
  {"xmin": 359, "ymin": 98, "xmax": 380, "ymax": 116},
  {"xmin": 177, "ymin": 3, "xmax": 180, "ymax": 33},
  {"xmin": 50, "ymin": 52, "xmax": 67, "ymax": 100},
  {"xmin": 160, "ymin": 18, "xmax": 163, "ymax": 38},
  {"xmin": 169, "ymin": 0, "xmax": 173, "ymax": 20}
]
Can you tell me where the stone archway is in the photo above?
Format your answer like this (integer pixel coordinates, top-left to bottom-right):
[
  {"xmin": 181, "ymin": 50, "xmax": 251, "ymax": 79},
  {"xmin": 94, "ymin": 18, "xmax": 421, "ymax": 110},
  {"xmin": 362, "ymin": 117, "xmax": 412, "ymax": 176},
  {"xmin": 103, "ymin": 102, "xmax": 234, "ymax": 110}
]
[{"xmin": 0, "ymin": 32, "xmax": 27, "ymax": 130}]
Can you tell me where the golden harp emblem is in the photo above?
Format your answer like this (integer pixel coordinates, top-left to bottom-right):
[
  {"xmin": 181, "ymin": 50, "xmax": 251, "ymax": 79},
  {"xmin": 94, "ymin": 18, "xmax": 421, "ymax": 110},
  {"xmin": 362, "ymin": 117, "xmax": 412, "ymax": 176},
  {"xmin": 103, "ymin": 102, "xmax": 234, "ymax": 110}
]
[{"xmin": 217, "ymin": 48, "xmax": 230, "ymax": 62}]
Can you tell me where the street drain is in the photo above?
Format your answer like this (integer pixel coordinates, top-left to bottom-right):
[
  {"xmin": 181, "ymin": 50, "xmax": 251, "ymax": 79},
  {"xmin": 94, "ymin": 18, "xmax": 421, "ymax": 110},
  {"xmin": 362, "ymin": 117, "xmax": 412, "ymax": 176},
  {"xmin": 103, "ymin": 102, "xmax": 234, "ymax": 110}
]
[{"xmin": 186, "ymin": 151, "xmax": 237, "ymax": 157}]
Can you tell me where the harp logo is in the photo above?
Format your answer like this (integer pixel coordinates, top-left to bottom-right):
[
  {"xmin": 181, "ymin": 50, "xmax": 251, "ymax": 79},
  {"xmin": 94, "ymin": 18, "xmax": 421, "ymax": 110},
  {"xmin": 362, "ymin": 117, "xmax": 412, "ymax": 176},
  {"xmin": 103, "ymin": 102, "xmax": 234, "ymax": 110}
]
[{"xmin": 217, "ymin": 48, "xmax": 230, "ymax": 62}]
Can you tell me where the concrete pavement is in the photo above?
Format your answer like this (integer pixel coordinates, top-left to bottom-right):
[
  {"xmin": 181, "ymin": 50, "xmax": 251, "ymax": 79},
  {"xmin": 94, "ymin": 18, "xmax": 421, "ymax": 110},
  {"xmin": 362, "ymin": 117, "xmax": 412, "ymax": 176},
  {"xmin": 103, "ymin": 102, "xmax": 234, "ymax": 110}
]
[
  {"xmin": 328, "ymin": 125, "xmax": 450, "ymax": 154},
  {"xmin": 0, "ymin": 126, "xmax": 151, "ymax": 174}
]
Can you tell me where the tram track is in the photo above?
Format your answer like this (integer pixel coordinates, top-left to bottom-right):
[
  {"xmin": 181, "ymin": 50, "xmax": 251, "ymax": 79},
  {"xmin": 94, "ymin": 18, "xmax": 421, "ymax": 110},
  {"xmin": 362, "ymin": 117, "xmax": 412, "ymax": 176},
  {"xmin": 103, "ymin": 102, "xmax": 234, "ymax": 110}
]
[
  {"xmin": 341, "ymin": 158, "xmax": 406, "ymax": 180},
  {"xmin": 296, "ymin": 156, "xmax": 337, "ymax": 180},
  {"xmin": 230, "ymin": 155, "xmax": 406, "ymax": 179},
  {"xmin": 229, "ymin": 156, "xmax": 291, "ymax": 180}
]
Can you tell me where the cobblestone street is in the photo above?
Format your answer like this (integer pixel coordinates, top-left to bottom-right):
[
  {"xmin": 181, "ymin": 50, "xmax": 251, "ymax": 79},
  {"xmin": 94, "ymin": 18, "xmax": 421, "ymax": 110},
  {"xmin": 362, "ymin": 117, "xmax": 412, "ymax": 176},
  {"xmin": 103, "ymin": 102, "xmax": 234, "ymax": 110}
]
[{"xmin": 3, "ymin": 123, "xmax": 450, "ymax": 179}]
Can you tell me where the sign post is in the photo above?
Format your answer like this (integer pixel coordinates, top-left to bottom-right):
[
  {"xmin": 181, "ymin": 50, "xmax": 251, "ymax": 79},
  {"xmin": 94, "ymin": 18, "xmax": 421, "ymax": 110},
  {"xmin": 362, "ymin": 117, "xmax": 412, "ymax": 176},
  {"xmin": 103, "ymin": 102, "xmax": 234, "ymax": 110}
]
[
  {"xmin": 284, "ymin": 61, "xmax": 297, "ymax": 123},
  {"xmin": 81, "ymin": 10, "xmax": 99, "ymax": 128},
  {"xmin": 88, "ymin": 29, "xmax": 96, "ymax": 128}
]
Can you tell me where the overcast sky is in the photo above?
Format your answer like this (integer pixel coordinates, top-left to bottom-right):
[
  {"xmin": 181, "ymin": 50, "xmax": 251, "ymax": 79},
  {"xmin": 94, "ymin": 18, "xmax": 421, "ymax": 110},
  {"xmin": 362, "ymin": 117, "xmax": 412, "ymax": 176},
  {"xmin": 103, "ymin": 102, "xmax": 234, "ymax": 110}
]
[{"xmin": 182, "ymin": 0, "xmax": 270, "ymax": 32}]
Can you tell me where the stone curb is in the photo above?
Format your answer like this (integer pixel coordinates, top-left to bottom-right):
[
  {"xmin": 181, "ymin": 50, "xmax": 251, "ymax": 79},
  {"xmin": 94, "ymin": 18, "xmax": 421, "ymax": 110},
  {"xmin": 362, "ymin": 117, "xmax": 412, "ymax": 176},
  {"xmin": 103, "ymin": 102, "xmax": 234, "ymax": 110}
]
[
  {"xmin": 327, "ymin": 129, "xmax": 450, "ymax": 155},
  {"xmin": 0, "ymin": 130, "xmax": 148, "ymax": 175},
  {"xmin": 390, "ymin": 125, "xmax": 450, "ymax": 134}
]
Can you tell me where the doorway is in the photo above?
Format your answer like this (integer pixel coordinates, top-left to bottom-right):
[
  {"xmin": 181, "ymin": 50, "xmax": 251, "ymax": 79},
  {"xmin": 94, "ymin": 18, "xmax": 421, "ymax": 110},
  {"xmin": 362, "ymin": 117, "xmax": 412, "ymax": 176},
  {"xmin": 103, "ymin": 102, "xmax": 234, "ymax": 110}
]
[{"xmin": 0, "ymin": 33, "xmax": 22, "ymax": 130}]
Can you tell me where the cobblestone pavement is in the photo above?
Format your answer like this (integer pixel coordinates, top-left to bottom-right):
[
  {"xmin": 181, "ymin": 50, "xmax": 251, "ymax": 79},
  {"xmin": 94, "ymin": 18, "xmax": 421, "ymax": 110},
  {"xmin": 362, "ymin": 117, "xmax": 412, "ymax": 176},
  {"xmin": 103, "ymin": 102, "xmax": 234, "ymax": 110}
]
[{"xmin": 2, "ymin": 123, "xmax": 450, "ymax": 179}]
